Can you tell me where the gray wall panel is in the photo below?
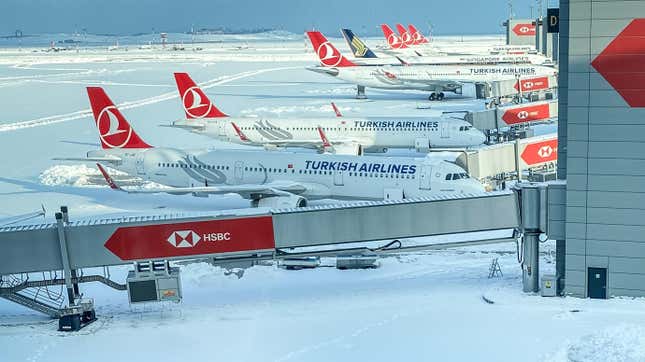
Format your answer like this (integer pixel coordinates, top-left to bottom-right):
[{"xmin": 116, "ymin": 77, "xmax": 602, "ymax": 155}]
[
  {"xmin": 567, "ymin": 254, "xmax": 586, "ymax": 270},
  {"xmin": 566, "ymin": 238, "xmax": 587, "ymax": 254},
  {"xmin": 588, "ymin": 159, "xmax": 645, "ymax": 176},
  {"xmin": 588, "ymin": 191, "xmax": 645, "ymax": 209},
  {"xmin": 587, "ymin": 240, "xmax": 645, "ymax": 257},
  {"xmin": 587, "ymin": 175, "xmax": 645, "ymax": 192},
  {"xmin": 610, "ymin": 257, "xmax": 645, "ymax": 274}
]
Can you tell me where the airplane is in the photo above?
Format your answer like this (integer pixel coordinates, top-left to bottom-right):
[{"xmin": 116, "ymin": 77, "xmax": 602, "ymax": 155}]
[
  {"xmin": 306, "ymin": 31, "xmax": 558, "ymax": 100},
  {"xmin": 340, "ymin": 28, "xmax": 549, "ymax": 66},
  {"xmin": 381, "ymin": 23, "xmax": 537, "ymax": 56},
  {"xmin": 168, "ymin": 72, "xmax": 485, "ymax": 155},
  {"xmin": 59, "ymin": 87, "xmax": 486, "ymax": 209}
]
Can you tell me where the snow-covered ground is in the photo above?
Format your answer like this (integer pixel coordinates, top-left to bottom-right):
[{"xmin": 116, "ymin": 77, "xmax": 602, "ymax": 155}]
[{"xmin": 1, "ymin": 36, "xmax": 642, "ymax": 362}]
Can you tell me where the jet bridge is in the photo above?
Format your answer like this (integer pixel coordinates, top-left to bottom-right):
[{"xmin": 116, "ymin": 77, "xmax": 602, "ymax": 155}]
[{"xmin": 0, "ymin": 192, "xmax": 525, "ymax": 330}]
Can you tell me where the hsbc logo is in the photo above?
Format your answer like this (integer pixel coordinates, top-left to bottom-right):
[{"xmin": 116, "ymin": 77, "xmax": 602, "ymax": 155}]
[
  {"xmin": 167, "ymin": 230, "xmax": 201, "ymax": 248},
  {"xmin": 517, "ymin": 110, "xmax": 529, "ymax": 119},
  {"xmin": 519, "ymin": 26, "xmax": 530, "ymax": 33},
  {"xmin": 538, "ymin": 145, "xmax": 553, "ymax": 158},
  {"xmin": 166, "ymin": 230, "xmax": 231, "ymax": 248},
  {"xmin": 523, "ymin": 81, "xmax": 534, "ymax": 89}
]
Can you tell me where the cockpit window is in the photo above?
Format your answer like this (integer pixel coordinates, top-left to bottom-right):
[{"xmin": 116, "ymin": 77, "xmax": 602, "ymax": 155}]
[
  {"xmin": 446, "ymin": 173, "xmax": 470, "ymax": 181},
  {"xmin": 459, "ymin": 126, "xmax": 472, "ymax": 131}
]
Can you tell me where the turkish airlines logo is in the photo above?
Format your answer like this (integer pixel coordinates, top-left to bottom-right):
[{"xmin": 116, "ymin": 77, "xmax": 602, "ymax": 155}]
[
  {"xmin": 182, "ymin": 87, "xmax": 213, "ymax": 118},
  {"xmin": 538, "ymin": 145, "xmax": 553, "ymax": 158},
  {"xmin": 167, "ymin": 230, "xmax": 201, "ymax": 248},
  {"xmin": 316, "ymin": 41, "xmax": 342, "ymax": 67},
  {"xmin": 387, "ymin": 34, "xmax": 404, "ymax": 49},
  {"xmin": 400, "ymin": 31, "xmax": 413, "ymax": 45},
  {"xmin": 412, "ymin": 31, "xmax": 424, "ymax": 43},
  {"xmin": 97, "ymin": 106, "xmax": 132, "ymax": 148}
]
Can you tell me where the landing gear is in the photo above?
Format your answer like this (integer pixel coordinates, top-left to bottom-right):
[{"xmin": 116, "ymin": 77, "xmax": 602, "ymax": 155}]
[
  {"xmin": 428, "ymin": 92, "xmax": 445, "ymax": 101},
  {"xmin": 356, "ymin": 85, "xmax": 367, "ymax": 99}
]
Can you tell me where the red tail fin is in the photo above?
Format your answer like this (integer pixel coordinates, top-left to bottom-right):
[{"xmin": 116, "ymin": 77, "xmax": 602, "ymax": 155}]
[
  {"xmin": 408, "ymin": 24, "xmax": 429, "ymax": 44},
  {"xmin": 306, "ymin": 31, "xmax": 356, "ymax": 67},
  {"xmin": 86, "ymin": 87, "xmax": 152, "ymax": 149},
  {"xmin": 380, "ymin": 24, "xmax": 407, "ymax": 49},
  {"xmin": 173, "ymin": 72, "xmax": 228, "ymax": 119},
  {"xmin": 96, "ymin": 163, "xmax": 122, "ymax": 190},
  {"xmin": 396, "ymin": 23, "xmax": 414, "ymax": 46}
]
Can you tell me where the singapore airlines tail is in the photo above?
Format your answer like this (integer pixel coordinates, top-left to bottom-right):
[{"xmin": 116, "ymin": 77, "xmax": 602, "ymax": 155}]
[
  {"xmin": 173, "ymin": 72, "xmax": 228, "ymax": 119},
  {"xmin": 340, "ymin": 28, "xmax": 378, "ymax": 58},
  {"xmin": 86, "ymin": 87, "xmax": 152, "ymax": 149},
  {"xmin": 306, "ymin": 31, "xmax": 357, "ymax": 67}
]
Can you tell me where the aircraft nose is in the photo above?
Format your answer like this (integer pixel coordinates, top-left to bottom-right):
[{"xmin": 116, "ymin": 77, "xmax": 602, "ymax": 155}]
[{"xmin": 473, "ymin": 130, "xmax": 486, "ymax": 145}]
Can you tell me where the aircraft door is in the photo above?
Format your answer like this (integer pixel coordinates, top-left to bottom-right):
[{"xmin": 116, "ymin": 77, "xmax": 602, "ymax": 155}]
[
  {"xmin": 419, "ymin": 166, "xmax": 432, "ymax": 190},
  {"xmin": 334, "ymin": 170, "xmax": 344, "ymax": 186},
  {"xmin": 234, "ymin": 161, "xmax": 244, "ymax": 183},
  {"xmin": 135, "ymin": 153, "xmax": 145, "ymax": 175},
  {"xmin": 440, "ymin": 123, "xmax": 450, "ymax": 139}
]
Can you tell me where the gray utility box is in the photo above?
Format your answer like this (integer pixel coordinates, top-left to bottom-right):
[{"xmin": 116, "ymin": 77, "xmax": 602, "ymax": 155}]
[
  {"xmin": 126, "ymin": 260, "xmax": 182, "ymax": 304},
  {"xmin": 541, "ymin": 274, "xmax": 558, "ymax": 297}
]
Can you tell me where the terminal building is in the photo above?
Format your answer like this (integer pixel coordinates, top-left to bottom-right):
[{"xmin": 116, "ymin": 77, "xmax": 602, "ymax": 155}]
[{"xmin": 558, "ymin": 0, "xmax": 645, "ymax": 298}]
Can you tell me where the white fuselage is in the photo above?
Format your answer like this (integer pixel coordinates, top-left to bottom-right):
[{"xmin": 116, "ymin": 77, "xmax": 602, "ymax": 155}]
[
  {"xmin": 92, "ymin": 148, "xmax": 485, "ymax": 201},
  {"xmin": 173, "ymin": 116, "xmax": 485, "ymax": 151},
  {"xmin": 357, "ymin": 53, "xmax": 550, "ymax": 67},
  {"xmin": 310, "ymin": 63, "xmax": 558, "ymax": 92}
]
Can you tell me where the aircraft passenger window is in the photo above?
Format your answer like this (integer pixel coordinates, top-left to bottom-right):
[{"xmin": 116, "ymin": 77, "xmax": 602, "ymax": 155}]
[{"xmin": 292, "ymin": 170, "xmax": 295, "ymax": 173}]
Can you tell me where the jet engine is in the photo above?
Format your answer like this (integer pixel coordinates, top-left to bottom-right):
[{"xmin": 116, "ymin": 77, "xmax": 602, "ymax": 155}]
[{"xmin": 252, "ymin": 195, "xmax": 308, "ymax": 208}]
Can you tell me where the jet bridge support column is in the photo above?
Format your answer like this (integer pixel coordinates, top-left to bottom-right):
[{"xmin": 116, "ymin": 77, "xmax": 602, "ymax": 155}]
[
  {"xmin": 516, "ymin": 183, "xmax": 547, "ymax": 293},
  {"xmin": 55, "ymin": 211, "xmax": 76, "ymax": 305}
]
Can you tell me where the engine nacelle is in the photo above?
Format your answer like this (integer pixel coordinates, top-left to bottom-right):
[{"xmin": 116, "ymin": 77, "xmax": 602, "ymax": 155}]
[
  {"xmin": 333, "ymin": 143, "xmax": 363, "ymax": 156},
  {"xmin": 252, "ymin": 195, "xmax": 307, "ymax": 208},
  {"xmin": 414, "ymin": 138, "xmax": 430, "ymax": 153}
]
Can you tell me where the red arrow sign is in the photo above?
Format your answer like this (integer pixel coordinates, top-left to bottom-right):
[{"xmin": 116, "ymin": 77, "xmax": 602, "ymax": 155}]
[
  {"xmin": 502, "ymin": 103, "xmax": 551, "ymax": 125},
  {"xmin": 521, "ymin": 138, "xmax": 558, "ymax": 166},
  {"xmin": 512, "ymin": 23, "xmax": 536, "ymax": 36},
  {"xmin": 104, "ymin": 216, "xmax": 275, "ymax": 261},
  {"xmin": 514, "ymin": 76, "xmax": 550, "ymax": 92},
  {"xmin": 591, "ymin": 18, "xmax": 645, "ymax": 107}
]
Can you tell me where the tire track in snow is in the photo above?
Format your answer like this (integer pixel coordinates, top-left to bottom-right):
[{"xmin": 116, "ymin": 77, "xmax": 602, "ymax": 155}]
[{"xmin": 0, "ymin": 66, "xmax": 299, "ymax": 133}]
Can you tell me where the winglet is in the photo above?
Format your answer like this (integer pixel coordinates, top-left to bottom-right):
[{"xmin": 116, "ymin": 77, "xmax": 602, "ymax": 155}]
[
  {"xmin": 96, "ymin": 163, "xmax": 121, "ymax": 190},
  {"xmin": 331, "ymin": 102, "xmax": 342, "ymax": 117},
  {"xmin": 317, "ymin": 126, "xmax": 331, "ymax": 148},
  {"xmin": 231, "ymin": 122, "xmax": 250, "ymax": 142}
]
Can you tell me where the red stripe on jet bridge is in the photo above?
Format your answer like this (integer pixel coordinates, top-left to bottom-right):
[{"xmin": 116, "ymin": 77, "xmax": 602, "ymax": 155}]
[
  {"xmin": 512, "ymin": 23, "xmax": 536, "ymax": 36},
  {"xmin": 514, "ymin": 76, "xmax": 550, "ymax": 92},
  {"xmin": 521, "ymin": 138, "xmax": 558, "ymax": 166},
  {"xmin": 104, "ymin": 216, "xmax": 275, "ymax": 261},
  {"xmin": 501, "ymin": 103, "xmax": 551, "ymax": 125}
]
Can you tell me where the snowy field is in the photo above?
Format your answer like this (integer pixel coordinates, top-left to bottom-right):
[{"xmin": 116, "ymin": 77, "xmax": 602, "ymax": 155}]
[{"xmin": 1, "ymin": 35, "xmax": 643, "ymax": 362}]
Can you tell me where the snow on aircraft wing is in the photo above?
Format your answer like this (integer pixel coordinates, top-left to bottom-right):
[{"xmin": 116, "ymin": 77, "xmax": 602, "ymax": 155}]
[
  {"xmin": 53, "ymin": 155, "xmax": 122, "ymax": 163},
  {"xmin": 96, "ymin": 163, "xmax": 308, "ymax": 199}
]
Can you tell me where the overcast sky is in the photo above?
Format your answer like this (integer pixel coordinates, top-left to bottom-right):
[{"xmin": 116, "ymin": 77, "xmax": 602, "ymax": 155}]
[{"xmin": 0, "ymin": 0, "xmax": 557, "ymax": 35}]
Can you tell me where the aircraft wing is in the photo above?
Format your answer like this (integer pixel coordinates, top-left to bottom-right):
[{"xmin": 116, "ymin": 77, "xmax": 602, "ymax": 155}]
[
  {"xmin": 160, "ymin": 120, "xmax": 206, "ymax": 131},
  {"xmin": 53, "ymin": 156, "xmax": 122, "ymax": 164},
  {"xmin": 96, "ymin": 163, "xmax": 307, "ymax": 199}
]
